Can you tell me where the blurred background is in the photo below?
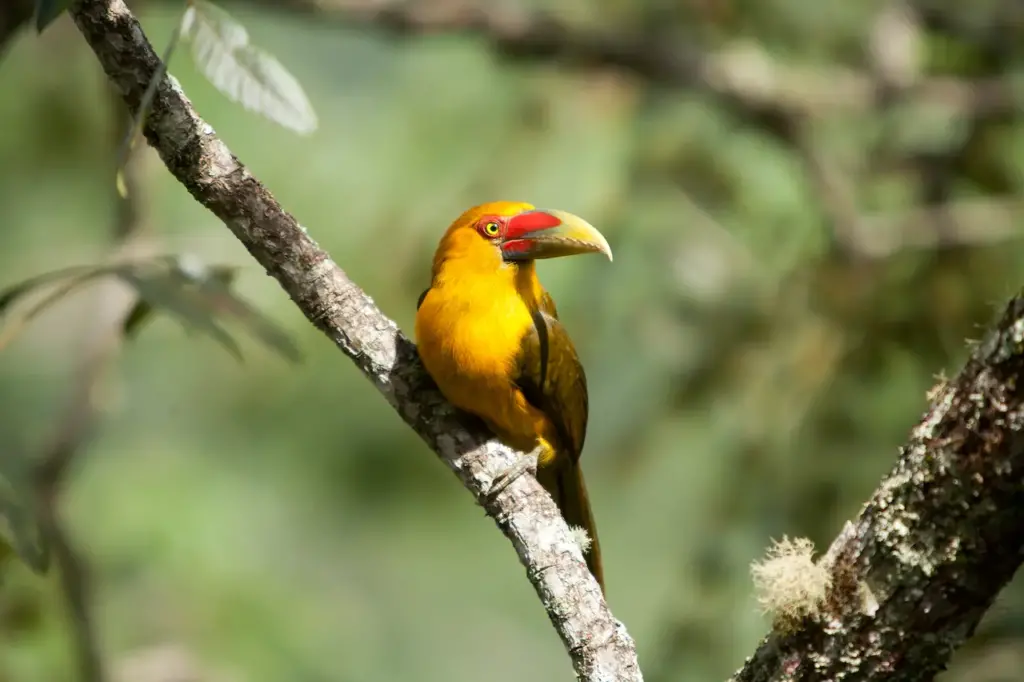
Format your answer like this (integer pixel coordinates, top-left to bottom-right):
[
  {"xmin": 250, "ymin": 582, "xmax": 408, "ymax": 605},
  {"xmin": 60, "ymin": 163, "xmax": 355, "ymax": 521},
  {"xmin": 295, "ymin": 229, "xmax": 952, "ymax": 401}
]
[{"xmin": 2, "ymin": 0, "xmax": 1024, "ymax": 681}]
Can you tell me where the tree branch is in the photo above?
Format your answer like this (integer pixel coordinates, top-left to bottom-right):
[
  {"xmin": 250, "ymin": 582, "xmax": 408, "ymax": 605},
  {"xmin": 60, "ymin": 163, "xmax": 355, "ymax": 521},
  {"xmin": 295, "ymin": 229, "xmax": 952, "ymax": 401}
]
[
  {"xmin": 5, "ymin": 0, "xmax": 1018, "ymax": 123},
  {"xmin": 61, "ymin": 1, "xmax": 1024, "ymax": 680},
  {"xmin": 730, "ymin": 295, "xmax": 1024, "ymax": 680},
  {"xmin": 277, "ymin": 0, "xmax": 1022, "ymax": 263},
  {"xmin": 65, "ymin": 1, "xmax": 643, "ymax": 680},
  {"xmin": 254, "ymin": 0, "xmax": 1018, "ymax": 119}
]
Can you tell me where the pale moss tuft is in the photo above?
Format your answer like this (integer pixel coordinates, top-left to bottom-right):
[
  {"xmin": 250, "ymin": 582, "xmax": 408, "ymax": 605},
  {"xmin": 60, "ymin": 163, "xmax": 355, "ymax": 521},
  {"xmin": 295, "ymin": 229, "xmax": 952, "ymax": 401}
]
[
  {"xmin": 750, "ymin": 536, "xmax": 831, "ymax": 633},
  {"xmin": 569, "ymin": 526, "xmax": 593, "ymax": 554}
]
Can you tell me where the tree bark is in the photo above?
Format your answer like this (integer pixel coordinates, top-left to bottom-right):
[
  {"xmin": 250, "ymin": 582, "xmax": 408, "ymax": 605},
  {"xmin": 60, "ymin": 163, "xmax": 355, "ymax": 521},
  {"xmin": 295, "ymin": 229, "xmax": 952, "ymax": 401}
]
[{"xmin": 731, "ymin": 297, "xmax": 1024, "ymax": 681}]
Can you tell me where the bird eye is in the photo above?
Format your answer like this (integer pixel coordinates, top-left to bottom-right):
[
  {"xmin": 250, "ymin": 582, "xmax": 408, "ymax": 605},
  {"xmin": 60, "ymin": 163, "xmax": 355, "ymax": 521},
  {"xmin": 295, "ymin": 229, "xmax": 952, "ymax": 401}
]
[{"xmin": 482, "ymin": 221, "xmax": 500, "ymax": 237}]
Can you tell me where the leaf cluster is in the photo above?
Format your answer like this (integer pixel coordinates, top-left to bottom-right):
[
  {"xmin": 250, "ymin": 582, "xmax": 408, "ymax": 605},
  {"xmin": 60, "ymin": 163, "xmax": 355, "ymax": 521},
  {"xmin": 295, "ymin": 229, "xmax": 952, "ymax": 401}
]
[{"xmin": 0, "ymin": 254, "xmax": 300, "ymax": 575}]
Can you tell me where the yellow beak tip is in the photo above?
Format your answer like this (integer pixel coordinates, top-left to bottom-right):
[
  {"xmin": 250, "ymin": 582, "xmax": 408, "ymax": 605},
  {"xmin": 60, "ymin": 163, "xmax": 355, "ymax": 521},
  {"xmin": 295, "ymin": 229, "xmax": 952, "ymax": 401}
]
[{"xmin": 545, "ymin": 209, "xmax": 614, "ymax": 263}]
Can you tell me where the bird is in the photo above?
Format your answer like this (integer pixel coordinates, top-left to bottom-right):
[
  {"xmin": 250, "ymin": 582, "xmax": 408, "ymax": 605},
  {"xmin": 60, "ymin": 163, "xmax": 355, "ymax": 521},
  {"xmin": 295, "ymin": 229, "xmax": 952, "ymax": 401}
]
[{"xmin": 414, "ymin": 201, "xmax": 613, "ymax": 592}]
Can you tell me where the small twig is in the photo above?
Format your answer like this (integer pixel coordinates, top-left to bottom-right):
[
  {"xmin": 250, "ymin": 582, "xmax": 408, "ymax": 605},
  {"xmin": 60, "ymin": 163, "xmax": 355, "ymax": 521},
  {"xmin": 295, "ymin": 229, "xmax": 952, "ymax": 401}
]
[
  {"xmin": 0, "ymin": 276, "xmax": 92, "ymax": 353},
  {"xmin": 33, "ymin": 277, "xmax": 138, "ymax": 682},
  {"xmin": 32, "ymin": 82, "xmax": 152, "ymax": 682},
  {"xmin": 35, "ymin": 495, "xmax": 104, "ymax": 682}
]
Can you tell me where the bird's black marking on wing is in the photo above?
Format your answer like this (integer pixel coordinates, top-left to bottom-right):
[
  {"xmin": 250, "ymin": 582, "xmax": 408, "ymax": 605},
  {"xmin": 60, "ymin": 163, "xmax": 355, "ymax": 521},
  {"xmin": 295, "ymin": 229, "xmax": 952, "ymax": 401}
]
[
  {"xmin": 514, "ymin": 309, "xmax": 589, "ymax": 460},
  {"xmin": 531, "ymin": 308, "xmax": 549, "ymax": 392},
  {"xmin": 416, "ymin": 288, "xmax": 429, "ymax": 310}
]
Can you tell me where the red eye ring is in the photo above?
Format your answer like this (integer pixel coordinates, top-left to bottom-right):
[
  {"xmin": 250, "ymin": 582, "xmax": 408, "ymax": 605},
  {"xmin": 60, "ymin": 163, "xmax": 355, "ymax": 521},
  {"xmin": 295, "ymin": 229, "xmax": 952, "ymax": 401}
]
[{"xmin": 481, "ymin": 220, "xmax": 501, "ymax": 238}]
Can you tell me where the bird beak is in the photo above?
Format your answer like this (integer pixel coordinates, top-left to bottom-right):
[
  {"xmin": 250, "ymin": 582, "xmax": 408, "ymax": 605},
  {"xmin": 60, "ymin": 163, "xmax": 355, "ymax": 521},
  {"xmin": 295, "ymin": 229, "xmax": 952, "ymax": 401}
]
[{"xmin": 501, "ymin": 209, "xmax": 613, "ymax": 262}]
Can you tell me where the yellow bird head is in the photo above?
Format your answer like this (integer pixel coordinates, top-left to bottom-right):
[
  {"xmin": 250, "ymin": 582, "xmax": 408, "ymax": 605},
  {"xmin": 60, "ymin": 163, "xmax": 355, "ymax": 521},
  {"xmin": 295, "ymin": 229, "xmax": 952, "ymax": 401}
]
[{"xmin": 436, "ymin": 201, "xmax": 613, "ymax": 268}]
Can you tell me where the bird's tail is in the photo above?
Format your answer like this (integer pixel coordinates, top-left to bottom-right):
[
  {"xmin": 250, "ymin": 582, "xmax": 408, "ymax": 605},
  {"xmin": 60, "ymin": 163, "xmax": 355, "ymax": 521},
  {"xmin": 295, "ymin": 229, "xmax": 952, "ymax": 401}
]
[{"xmin": 538, "ymin": 460, "xmax": 605, "ymax": 593}]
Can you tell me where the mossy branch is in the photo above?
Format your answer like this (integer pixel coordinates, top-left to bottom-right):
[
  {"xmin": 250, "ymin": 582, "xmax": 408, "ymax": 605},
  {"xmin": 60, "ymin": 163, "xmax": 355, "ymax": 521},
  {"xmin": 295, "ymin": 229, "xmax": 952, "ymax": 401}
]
[{"xmin": 733, "ymin": 295, "xmax": 1024, "ymax": 681}]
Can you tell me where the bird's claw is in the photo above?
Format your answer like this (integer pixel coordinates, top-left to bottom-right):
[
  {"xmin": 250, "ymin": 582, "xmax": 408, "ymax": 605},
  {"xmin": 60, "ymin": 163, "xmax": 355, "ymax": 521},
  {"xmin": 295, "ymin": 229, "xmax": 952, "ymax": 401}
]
[{"xmin": 485, "ymin": 449, "xmax": 539, "ymax": 503}]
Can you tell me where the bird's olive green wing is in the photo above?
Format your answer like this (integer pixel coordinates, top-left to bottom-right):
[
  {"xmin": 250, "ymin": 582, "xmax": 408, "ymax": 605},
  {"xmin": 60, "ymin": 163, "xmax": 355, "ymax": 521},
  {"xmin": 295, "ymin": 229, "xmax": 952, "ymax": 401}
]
[
  {"xmin": 538, "ymin": 290, "xmax": 559, "ymax": 319},
  {"xmin": 514, "ymin": 309, "xmax": 588, "ymax": 460}
]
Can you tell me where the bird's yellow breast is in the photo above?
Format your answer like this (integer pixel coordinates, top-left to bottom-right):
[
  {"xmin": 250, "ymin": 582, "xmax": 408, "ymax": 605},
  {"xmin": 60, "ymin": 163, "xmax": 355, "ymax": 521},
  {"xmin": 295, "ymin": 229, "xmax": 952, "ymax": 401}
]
[
  {"xmin": 416, "ymin": 267, "xmax": 529, "ymax": 399},
  {"xmin": 415, "ymin": 260, "xmax": 549, "ymax": 453}
]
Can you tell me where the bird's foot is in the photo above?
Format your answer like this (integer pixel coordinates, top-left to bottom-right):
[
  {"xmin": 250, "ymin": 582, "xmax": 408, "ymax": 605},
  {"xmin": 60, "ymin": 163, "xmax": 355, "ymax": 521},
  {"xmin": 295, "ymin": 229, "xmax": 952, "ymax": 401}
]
[{"xmin": 485, "ymin": 449, "xmax": 539, "ymax": 503}]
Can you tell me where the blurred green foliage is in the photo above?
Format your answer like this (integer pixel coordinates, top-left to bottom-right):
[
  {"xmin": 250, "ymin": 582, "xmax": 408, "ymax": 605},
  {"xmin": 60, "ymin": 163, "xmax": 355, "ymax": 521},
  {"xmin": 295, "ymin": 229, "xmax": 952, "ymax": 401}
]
[{"xmin": 2, "ymin": 1, "xmax": 1024, "ymax": 681}]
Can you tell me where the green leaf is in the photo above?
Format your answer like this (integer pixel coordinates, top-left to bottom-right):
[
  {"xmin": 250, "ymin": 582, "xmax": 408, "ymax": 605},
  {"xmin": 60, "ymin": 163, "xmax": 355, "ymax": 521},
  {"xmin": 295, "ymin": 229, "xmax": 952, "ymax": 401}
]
[
  {"xmin": 119, "ymin": 259, "xmax": 299, "ymax": 362},
  {"xmin": 189, "ymin": 265, "xmax": 302, "ymax": 363},
  {"xmin": 118, "ymin": 270, "xmax": 244, "ymax": 362},
  {"xmin": 34, "ymin": 0, "xmax": 71, "ymax": 33},
  {"xmin": 181, "ymin": 0, "xmax": 318, "ymax": 135}
]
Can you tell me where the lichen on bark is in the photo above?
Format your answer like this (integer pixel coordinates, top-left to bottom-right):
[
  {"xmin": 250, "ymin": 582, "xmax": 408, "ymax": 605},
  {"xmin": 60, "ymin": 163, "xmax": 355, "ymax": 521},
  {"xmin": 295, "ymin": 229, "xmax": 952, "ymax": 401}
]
[{"xmin": 733, "ymin": 291, "xmax": 1024, "ymax": 682}]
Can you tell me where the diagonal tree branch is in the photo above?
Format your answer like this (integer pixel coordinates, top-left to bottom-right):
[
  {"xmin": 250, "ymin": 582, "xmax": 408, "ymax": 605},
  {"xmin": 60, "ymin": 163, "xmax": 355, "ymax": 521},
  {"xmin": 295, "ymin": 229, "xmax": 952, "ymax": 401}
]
[
  {"xmin": 62, "ymin": 0, "xmax": 1024, "ymax": 681},
  {"xmin": 65, "ymin": 1, "xmax": 643, "ymax": 680}
]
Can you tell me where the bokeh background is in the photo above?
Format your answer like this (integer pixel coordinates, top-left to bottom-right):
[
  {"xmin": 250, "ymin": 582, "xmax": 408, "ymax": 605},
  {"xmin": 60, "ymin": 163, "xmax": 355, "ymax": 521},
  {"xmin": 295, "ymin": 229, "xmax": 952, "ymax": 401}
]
[{"xmin": 2, "ymin": 1, "xmax": 1024, "ymax": 681}]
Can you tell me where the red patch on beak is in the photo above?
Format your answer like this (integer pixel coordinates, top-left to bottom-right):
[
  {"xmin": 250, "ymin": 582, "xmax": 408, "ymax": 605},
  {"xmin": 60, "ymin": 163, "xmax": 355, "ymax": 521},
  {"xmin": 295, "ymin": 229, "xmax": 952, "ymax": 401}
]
[{"xmin": 504, "ymin": 210, "xmax": 563, "ymax": 240}]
